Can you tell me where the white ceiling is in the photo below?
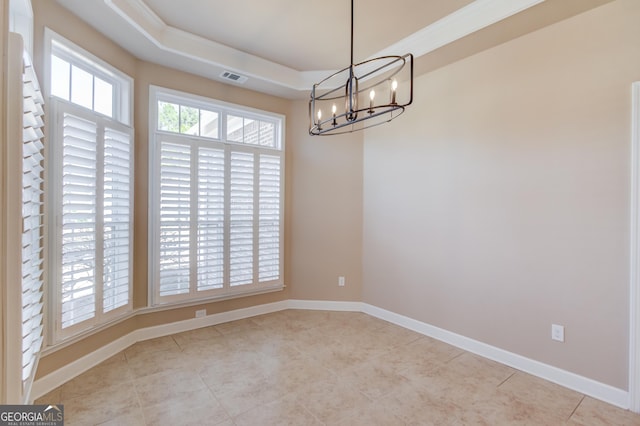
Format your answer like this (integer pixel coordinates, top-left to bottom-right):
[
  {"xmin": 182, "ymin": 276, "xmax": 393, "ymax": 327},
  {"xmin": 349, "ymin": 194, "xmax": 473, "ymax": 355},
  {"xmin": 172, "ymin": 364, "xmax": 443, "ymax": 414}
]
[
  {"xmin": 53, "ymin": 0, "xmax": 612, "ymax": 99},
  {"xmin": 142, "ymin": 0, "xmax": 475, "ymax": 71}
]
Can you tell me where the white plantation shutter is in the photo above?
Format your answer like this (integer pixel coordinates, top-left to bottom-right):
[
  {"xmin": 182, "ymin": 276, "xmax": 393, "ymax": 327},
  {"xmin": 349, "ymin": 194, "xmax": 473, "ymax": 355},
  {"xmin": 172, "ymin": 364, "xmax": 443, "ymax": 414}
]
[
  {"xmin": 103, "ymin": 128, "xmax": 132, "ymax": 312},
  {"xmin": 197, "ymin": 148, "xmax": 225, "ymax": 291},
  {"xmin": 5, "ymin": 32, "xmax": 47, "ymax": 404},
  {"xmin": 47, "ymin": 32, "xmax": 133, "ymax": 342},
  {"xmin": 51, "ymin": 101, "xmax": 133, "ymax": 340},
  {"xmin": 258, "ymin": 154, "xmax": 281, "ymax": 282},
  {"xmin": 60, "ymin": 113, "xmax": 97, "ymax": 328},
  {"xmin": 21, "ymin": 52, "xmax": 45, "ymax": 386},
  {"xmin": 150, "ymin": 87, "xmax": 283, "ymax": 305},
  {"xmin": 229, "ymin": 151, "xmax": 254, "ymax": 286},
  {"xmin": 159, "ymin": 142, "xmax": 191, "ymax": 296}
]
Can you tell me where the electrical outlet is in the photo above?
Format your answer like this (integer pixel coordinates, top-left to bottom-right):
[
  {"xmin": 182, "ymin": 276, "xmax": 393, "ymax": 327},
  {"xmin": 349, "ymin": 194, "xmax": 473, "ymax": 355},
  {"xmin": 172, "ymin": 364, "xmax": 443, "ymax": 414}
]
[
  {"xmin": 195, "ymin": 309, "xmax": 206, "ymax": 318},
  {"xmin": 551, "ymin": 324, "xmax": 564, "ymax": 342},
  {"xmin": 338, "ymin": 276, "xmax": 345, "ymax": 287}
]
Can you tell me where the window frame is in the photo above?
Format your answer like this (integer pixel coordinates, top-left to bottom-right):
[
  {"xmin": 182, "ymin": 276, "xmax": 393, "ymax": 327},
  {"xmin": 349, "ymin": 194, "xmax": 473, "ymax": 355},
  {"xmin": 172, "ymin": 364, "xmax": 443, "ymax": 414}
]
[
  {"xmin": 148, "ymin": 85, "xmax": 285, "ymax": 307},
  {"xmin": 44, "ymin": 28, "xmax": 132, "ymax": 126},
  {"xmin": 45, "ymin": 29, "xmax": 134, "ymax": 344}
]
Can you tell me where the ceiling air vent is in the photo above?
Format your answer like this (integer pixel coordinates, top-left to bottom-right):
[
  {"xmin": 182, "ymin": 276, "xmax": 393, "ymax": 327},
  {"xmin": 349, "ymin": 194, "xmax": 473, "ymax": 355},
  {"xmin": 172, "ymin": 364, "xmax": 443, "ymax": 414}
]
[{"xmin": 220, "ymin": 71, "xmax": 248, "ymax": 84}]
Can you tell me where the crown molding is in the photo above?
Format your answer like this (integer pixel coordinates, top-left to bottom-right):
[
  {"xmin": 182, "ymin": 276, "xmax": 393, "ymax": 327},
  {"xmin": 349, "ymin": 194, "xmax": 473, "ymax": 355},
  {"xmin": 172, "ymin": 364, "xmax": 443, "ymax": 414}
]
[
  {"xmin": 104, "ymin": 0, "xmax": 545, "ymax": 96},
  {"xmin": 104, "ymin": 0, "xmax": 305, "ymax": 91},
  {"xmin": 374, "ymin": 0, "xmax": 544, "ymax": 59}
]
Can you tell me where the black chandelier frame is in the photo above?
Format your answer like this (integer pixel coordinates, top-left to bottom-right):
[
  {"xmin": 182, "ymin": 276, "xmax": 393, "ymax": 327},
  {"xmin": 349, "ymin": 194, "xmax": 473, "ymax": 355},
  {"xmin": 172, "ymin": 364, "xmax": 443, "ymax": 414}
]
[{"xmin": 309, "ymin": 0, "xmax": 413, "ymax": 136}]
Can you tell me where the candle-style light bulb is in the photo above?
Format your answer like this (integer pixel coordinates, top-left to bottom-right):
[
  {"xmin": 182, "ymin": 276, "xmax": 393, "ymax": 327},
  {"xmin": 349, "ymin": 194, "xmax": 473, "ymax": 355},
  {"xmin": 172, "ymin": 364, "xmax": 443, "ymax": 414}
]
[
  {"xmin": 317, "ymin": 109, "xmax": 322, "ymax": 130},
  {"xmin": 391, "ymin": 79, "xmax": 398, "ymax": 104},
  {"xmin": 331, "ymin": 104, "xmax": 337, "ymax": 126},
  {"xmin": 369, "ymin": 90, "xmax": 375, "ymax": 114}
]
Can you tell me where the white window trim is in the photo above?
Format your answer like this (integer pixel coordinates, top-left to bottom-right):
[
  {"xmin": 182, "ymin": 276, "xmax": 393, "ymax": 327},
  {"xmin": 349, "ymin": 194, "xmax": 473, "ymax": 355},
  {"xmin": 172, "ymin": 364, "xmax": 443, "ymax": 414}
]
[
  {"xmin": 45, "ymin": 30, "xmax": 134, "ymax": 345},
  {"xmin": 148, "ymin": 85, "xmax": 285, "ymax": 307},
  {"xmin": 153, "ymin": 87, "xmax": 283, "ymax": 148},
  {"xmin": 0, "ymin": 2, "xmax": 8, "ymax": 404},
  {"xmin": 43, "ymin": 28, "xmax": 132, "ymax": 126},
  {"xmin": 630, "ymin": 81, "xmax": 640, "ymax": 413}
]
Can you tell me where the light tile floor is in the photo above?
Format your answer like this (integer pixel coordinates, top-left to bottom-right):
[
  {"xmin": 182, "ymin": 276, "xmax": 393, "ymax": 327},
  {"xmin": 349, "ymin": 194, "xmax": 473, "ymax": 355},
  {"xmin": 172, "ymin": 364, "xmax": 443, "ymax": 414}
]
[{"xmin": 36, "ymin": 310, "xmax": 640, "ymax": 425}]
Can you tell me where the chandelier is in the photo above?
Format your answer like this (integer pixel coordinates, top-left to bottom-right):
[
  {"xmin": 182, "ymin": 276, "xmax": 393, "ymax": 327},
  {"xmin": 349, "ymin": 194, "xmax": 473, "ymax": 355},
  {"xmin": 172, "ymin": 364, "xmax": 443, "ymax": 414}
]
[{"xmin": 309, "ymin": 0, "xmax": 413, "ymax": 136}]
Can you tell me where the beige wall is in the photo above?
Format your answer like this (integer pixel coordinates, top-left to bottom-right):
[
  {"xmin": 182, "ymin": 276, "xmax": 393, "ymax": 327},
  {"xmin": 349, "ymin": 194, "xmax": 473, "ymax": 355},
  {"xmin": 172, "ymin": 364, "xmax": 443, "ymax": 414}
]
[
  {"xmin": 363, "ymin": 0, "xmax": 640, "ymax": 390},
  {"xmin": 31, "ymin": 0, "xmax": 364, "ymax": 377},
  {"xmin": 288, "ymin": 101, "xmax": 363, "ymax": 301}
]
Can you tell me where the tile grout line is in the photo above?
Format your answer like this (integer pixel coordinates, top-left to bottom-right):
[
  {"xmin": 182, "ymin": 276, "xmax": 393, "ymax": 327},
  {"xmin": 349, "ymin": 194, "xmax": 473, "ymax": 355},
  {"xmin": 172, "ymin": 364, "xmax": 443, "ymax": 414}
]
[
  {"xmin": 298, "ymin": 401, "xmax": 325, "ymax": 426},
  {"xmin": 130, "ymin": 368, "xmax": 147, "ymax": 426},
  {"xmin": 446, "ymin": 350, "xmax": 467, "ymax": 364},
  {"xmin": 123, "ymin": 347, "xmax": 147, "ymax": 425},
  {"xmin": 567, "ymin": 394, "xmax": 586, "ymax": 421},
  {"xmin": 199, "ymin": 366, "xmax": 235, "ymax": 424},
  {"xmin": 170, "ymin": 334, "xmax": 185, "ymax": 351},
  {"xmin": 496, "ymin": 371, "xmax": 517, "ymax": 388}
]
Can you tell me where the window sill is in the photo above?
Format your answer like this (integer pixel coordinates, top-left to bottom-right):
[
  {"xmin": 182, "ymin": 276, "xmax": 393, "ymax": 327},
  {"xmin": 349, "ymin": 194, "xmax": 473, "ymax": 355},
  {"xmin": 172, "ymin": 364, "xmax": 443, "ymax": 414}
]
[{"xmin": 145, "ymin": 283, "xmax": 286, "ymax": 313}]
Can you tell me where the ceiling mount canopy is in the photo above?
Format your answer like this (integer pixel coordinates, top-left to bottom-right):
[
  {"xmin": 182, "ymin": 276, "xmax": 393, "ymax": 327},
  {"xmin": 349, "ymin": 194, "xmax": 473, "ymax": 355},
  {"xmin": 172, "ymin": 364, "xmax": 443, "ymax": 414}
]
[{"xmin": 309, "ymin": 0, "xmax": 413, "ymax": 136}]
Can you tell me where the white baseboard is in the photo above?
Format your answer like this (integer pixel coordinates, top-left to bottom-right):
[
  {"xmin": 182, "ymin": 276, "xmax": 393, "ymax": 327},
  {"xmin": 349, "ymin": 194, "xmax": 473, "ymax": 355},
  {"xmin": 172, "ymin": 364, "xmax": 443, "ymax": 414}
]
[
  {"xmin": 287, "ymin": 299, "xmax": 363, "ymax": 311},
  {"xmin": 361, "ymin": 303, "xmax": 630, "ymax": 410},
  {"xmin": 31, "ymin": 331, "xmax": 139, "ymax": 402},
  {"xmin": 31, "ymin": 300, "xmax": 289, "ymax": 401},
  {"xmin": 32, "ymin": 299, "xmax": 630, "ymax": 411}
]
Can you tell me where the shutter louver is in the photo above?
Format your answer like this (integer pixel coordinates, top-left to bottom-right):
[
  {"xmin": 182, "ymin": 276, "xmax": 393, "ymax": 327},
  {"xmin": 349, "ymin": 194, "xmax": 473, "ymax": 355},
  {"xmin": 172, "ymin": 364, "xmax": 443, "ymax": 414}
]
[
  {"xmin": 103, "ymin": 128, "xmax": 131, "ymax": 312},
  {"xmin": 159, "ymin": 142, "xmax": 191, "ymax": 296},
  {"xmin": 258, "ymin": 155, "xmax": 281, "ymax": 282},
  {"xmin": 197, "ymin": 147, "xmax": 225, "ymax": 291},
  {"xmin": 21, "ymin": 54, "xmax": 45, "ymax": 383},
  {"xmin": 61, "ymin": 113, "xmax": 97, "ymax": 328},
  {"xmin": 229, "ymin": 151, "xmax": 254, "ymax": 286}
]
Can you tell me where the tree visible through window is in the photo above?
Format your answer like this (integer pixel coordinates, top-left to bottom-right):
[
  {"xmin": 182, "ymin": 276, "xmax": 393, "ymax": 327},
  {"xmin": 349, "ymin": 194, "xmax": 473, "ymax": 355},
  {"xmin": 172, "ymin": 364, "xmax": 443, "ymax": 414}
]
[{"xmin": 150, "ymin": 87, "xmax": 284, "ymax": 305}]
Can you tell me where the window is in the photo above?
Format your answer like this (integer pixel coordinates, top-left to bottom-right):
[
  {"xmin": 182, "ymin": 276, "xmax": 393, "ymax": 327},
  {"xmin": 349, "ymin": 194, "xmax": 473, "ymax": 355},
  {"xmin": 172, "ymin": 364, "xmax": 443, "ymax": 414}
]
[
  {"xmin": 47, "ymin": 31, "xmax": 133, "ymax": 342},
  {"xmin": 48, "ymin": 38, "xmax": 130, "ymax": 124},
  {"xmin": 149, "ymin": 87, "xmax": 284, "ymax": 305}
]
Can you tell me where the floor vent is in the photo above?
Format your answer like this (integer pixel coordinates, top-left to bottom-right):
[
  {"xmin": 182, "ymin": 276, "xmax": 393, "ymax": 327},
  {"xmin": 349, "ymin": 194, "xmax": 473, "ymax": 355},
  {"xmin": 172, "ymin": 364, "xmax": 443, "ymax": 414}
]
[{"xmin": 220, "ymin": 71, "xmax": 248, "ymax": 84}]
